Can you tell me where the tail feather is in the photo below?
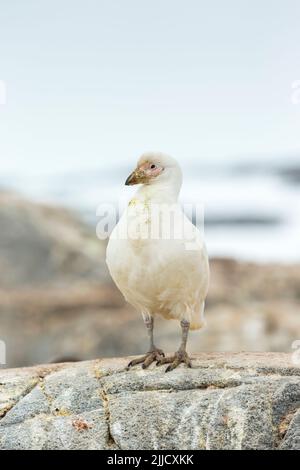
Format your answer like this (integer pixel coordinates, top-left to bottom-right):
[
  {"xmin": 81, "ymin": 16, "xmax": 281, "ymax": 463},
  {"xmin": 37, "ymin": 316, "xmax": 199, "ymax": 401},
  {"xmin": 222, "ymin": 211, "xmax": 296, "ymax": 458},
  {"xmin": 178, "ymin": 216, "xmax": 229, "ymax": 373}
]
[{"xmin": 190, "ymin": 301, "xmax": 206, "ymax": 330}]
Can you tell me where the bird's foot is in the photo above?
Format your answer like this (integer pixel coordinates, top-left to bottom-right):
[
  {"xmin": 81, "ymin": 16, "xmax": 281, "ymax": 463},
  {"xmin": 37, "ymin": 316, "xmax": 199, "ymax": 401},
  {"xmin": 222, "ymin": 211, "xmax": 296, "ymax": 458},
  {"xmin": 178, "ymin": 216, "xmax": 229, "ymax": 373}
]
[
  {"xmin": 127, "ymin": 347, "xmax": 165, "ymax": 370},
  {"xmin": 157, "ymin": 350, "xmax": 192, "ymax": 372}
]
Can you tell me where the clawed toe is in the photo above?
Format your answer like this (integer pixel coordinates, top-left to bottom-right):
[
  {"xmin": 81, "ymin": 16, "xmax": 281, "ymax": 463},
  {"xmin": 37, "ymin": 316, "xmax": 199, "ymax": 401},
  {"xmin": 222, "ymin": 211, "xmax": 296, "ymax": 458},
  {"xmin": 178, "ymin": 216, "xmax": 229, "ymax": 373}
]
[
  {"xmin": 156, "ymin": 356, "xmax": 170, "ymax": 366},
  {"xmin": 127, "ymin": 348, "xmax": 165, "ymax": 369},
  {"xmin": 156, "ymin": 350, "xmax": 192, "ymax": 372},
  {"xmin": 127, "ymin": 357, "xmax": 145, "ymax": 369}
]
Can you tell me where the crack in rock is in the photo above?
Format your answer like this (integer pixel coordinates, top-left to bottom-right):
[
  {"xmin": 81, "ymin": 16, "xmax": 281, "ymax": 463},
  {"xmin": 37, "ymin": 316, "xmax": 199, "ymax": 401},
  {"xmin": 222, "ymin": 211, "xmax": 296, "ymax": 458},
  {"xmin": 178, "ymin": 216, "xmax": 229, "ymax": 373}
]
[{"xmin": 100, "ymin": 388, "xmax": 119, "ymax": 449}]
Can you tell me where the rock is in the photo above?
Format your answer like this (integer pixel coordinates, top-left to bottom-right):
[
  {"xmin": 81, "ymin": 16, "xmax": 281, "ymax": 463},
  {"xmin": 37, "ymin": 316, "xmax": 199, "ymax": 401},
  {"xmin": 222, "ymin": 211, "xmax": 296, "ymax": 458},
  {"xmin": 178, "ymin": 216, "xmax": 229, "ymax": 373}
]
[
  {"xmin": 0, "ymin": 192, "xmax": 124, "ymax": 367},
  {"xmin": 0, "ymin": 191, "xmax": 107, "ymax": 287},
  {"xmin": 0, "ymin": 353, "xmax": 299, "ymax": 450},
  {"xmin": 276, "ymin": 165, "xmax": 300, "ymax": 185}
]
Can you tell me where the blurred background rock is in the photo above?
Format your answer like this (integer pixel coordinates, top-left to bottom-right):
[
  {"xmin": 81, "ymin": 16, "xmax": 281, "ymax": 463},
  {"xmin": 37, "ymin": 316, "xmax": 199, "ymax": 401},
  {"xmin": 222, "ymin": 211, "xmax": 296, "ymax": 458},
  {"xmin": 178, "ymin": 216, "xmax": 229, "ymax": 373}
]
[{"xmin": 1, "ymin": 192, "xmax": 299, "ymax": 368}]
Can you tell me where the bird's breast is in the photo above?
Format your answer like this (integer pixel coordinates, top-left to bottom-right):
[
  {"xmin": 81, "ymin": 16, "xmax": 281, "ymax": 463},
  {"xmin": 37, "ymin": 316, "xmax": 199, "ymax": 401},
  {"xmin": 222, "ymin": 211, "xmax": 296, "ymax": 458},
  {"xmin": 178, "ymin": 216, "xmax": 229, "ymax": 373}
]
[{"xmin": 106, "ymin": 200, "xmax": 209, "ymax": 313}]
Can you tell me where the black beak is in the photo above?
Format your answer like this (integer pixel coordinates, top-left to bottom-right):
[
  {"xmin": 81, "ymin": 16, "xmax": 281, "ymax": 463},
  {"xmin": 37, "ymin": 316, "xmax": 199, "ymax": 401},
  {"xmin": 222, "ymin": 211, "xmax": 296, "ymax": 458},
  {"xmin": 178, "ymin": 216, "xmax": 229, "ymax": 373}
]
[
  {"xmin": 125, "ymin": 172, "xmax": 136, "ymax": 185},
  {"xmin": 125, "ymin": 169, "xmax": 143, "ymax": 185}
]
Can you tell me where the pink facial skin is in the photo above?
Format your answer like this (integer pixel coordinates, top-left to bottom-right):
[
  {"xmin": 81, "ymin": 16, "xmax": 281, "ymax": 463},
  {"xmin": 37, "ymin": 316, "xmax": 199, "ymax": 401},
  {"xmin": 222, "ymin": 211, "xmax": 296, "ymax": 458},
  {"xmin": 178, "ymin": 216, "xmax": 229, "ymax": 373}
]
[
  {"xmin": 139, "ymin": 161, "xmax": 164, "ymax": 180},
  {"xmin": 125, "ymin": 161, "xmax": 164, "ymax": 185}
]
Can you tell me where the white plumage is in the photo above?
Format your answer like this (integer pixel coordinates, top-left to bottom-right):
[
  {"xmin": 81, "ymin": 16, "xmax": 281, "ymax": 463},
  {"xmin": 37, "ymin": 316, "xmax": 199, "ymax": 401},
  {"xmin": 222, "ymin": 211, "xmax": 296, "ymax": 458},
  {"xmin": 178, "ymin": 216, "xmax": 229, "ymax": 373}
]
[{"xmin": 106, "ymin": 152, "xmax": 209, "ymax": 371}]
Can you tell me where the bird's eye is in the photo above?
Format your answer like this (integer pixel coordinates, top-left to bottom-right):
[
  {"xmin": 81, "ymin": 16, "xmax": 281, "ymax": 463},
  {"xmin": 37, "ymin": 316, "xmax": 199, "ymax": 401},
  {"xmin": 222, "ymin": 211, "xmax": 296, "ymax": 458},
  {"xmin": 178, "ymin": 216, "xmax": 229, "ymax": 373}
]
[{"xmin": 150, "ymin": 164, "xmax": 156, "ymax": 169}]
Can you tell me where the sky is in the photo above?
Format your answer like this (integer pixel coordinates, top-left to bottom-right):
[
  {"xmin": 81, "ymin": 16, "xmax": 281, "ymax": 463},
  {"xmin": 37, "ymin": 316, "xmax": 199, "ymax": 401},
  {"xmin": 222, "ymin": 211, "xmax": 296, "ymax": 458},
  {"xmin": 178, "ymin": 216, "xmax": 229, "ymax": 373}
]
[{"xmin": 0, "ymin": 0, "xmax": 300, "ymax": 175}]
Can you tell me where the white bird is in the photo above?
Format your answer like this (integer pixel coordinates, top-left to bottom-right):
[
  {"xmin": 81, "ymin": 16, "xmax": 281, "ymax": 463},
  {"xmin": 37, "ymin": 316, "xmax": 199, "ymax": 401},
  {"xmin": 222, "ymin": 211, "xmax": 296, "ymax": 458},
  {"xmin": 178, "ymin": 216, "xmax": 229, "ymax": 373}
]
[{"xmin": 106, "ymin": 152, "xmax": 209, "ymax": 371}]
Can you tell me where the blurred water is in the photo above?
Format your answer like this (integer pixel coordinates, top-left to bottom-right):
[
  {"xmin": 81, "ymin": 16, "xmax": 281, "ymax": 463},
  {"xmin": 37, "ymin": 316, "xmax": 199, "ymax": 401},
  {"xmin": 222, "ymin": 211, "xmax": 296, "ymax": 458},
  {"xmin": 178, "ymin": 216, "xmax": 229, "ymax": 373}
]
[{"xmin": 1, "ymin": 160, "xmax": 299, "ymax": 263}]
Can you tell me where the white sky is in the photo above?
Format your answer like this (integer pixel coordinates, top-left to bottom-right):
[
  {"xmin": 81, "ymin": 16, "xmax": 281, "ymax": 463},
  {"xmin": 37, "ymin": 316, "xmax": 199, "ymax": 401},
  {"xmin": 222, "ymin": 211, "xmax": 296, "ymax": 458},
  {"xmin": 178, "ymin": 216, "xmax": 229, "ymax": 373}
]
[{"xmin": 0, "ymin": 0, "xmax": 300, "ymax": 174}]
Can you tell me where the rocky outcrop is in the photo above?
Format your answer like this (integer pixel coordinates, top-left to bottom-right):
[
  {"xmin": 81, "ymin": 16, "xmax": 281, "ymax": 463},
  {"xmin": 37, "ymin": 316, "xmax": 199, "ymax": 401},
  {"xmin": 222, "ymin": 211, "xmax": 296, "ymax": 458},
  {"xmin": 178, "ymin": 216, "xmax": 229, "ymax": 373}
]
[
  {"xmin": 0, "ymin": 353, "xmax": 299, "ymax": 450},
  {"xmin": 0, "ymin": 192, "xmax": 123, "ymax": 366},
  {"xmin": 0, "ymin": 191, "xmax": 108, "ymax": 287}
]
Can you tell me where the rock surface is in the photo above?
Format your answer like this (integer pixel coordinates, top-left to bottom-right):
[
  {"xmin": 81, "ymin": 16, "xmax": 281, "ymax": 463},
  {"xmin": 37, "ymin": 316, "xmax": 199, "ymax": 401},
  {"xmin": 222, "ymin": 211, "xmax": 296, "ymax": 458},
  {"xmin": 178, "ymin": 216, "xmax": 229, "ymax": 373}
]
[{"xmin": 0, "ymin": 353, "xmax": 299, "ymax": 450}]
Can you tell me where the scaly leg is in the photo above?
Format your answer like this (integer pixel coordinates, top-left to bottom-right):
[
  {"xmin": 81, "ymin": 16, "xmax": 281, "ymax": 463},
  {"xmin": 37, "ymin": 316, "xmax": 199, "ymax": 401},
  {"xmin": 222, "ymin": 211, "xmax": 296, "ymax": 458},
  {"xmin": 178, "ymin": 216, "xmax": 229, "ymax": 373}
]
[
  {"xmin": 127, "ymin": 316, "xmax": 165, "ymax": 369},
  {"xmin": 157, "ymin": 320, "xmax": 192, "ymax": 372}
]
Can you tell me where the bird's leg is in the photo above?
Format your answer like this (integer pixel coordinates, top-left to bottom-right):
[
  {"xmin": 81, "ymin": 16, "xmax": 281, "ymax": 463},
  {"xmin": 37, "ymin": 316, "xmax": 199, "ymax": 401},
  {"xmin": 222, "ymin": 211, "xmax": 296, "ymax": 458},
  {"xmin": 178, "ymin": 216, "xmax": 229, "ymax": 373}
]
[
  {"xmin": 146, "ymin": 316, "xmax": 155, "ymax": 351},
  {"xmin": 157, "ymin": 320, "xmax": 192, "ymax": 372},
  {"xmin": 127, "ymin": 316, "xmax": 165, "ymax": 369}
]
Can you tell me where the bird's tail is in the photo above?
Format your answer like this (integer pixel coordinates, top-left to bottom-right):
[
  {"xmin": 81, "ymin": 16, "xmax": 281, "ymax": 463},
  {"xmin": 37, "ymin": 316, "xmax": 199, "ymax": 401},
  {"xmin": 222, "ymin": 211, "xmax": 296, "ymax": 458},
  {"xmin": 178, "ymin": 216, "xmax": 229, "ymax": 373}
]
[{"xmin": 190, "ymin": 301, "xmax": 206, "ymax": 330}]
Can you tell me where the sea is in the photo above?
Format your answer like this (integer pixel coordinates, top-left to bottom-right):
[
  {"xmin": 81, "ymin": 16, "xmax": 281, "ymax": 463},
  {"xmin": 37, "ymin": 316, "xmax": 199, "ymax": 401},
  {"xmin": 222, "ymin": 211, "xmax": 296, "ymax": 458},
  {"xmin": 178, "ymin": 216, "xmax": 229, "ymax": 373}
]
[{"xmin": 0, "ymin": 158, "xmax": 299, "ymax": 263}]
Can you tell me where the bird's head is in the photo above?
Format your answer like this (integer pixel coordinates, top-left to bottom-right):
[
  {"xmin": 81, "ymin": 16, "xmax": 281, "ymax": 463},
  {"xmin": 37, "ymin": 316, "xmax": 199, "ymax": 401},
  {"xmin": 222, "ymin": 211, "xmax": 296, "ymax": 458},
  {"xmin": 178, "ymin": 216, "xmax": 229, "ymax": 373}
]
[{"xmin": 125, "ymin": 152, "xmax": 182, "ymax": 191}]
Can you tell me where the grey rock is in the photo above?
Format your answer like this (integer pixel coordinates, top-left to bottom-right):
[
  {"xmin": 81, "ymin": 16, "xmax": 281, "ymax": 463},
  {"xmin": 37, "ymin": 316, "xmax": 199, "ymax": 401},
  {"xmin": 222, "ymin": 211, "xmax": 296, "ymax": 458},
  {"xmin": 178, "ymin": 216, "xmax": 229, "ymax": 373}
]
[
  {"xmin": 0, "ymin": 386, "xmax": 50, "ymax": 426},
  {"xmin": 0, "ymin": 191, "xmax": 108, "ymax": 288},
  {"xmin": 0, "ymin": 353, "xmax": 299, "ymax": 450},
  {"xmin": 0, "ymin": 410, "xmax": 108, "ymax": 450},
  {"xmin": 280, "ymin": 410, "xmax": 300, "ymax": 450}
]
